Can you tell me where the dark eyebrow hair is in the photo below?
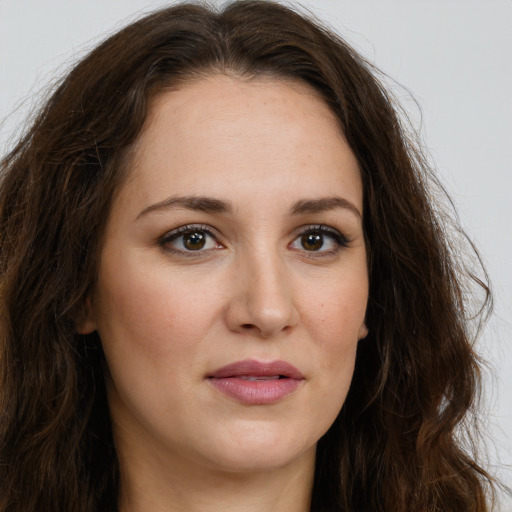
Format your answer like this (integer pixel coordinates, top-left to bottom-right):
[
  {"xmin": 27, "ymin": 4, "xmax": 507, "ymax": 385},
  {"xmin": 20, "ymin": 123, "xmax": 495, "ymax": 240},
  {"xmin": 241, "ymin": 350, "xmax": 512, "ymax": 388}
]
[
  {"xmin": 137, "ymin": 195, "xmax": 233, "ymax": 219},
  {"xmin": 290, "ymin": 197, "xmax": 362, "ymax": 218},
  {"xmin": 137, "ymin": 194, "xmax": 361, "ymax": 220}
]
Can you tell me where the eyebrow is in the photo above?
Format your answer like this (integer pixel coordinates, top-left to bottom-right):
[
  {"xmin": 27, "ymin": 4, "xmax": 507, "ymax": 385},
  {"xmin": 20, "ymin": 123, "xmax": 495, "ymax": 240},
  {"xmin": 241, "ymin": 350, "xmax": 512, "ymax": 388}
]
[
  {"xmin": 290, "ymin": 197, "xmax": 362, "ymax": 219},
  {"xmin": 136, "ymin": 194, "xmax": 361, "ymax": 219},
  {"xmin": 137, "ymin": 195, "xmax": 234, "ymax": 219}
]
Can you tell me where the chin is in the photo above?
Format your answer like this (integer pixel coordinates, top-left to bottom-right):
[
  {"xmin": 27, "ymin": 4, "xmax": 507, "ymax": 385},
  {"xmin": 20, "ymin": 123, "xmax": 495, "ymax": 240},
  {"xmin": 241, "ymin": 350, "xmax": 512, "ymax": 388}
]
[{"xmin": 193, "ymin": 423, "xmax": 318, "ymax": 474}]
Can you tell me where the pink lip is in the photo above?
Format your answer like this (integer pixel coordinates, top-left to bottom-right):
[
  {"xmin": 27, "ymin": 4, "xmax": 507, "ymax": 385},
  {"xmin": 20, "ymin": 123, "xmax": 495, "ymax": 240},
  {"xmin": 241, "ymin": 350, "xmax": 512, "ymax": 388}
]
[{"xmin": 207, "ymin": 359, "xmax": 305, "ymax": 405}]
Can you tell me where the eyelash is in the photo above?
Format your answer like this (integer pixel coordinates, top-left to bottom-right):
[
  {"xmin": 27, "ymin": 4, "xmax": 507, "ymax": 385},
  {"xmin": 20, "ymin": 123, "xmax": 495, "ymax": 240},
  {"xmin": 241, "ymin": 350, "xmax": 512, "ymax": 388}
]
[
  {"xmin": 159, "ymin": 224, "xmax": 222, "ymax": 256},
  {"xmin": 292, "ymin": 225, "xmax": 350, "ymax": 256},
  {"xmin": 158, "ymin": 224, "xmax": 350, "ymax": 257}
]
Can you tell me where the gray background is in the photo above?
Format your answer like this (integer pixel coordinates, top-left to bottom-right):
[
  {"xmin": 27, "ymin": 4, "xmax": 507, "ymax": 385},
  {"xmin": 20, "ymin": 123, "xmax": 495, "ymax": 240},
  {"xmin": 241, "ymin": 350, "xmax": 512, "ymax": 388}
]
[{"xmin": 1, "ymin": 0, "xmax": 510, "ymax": 506}]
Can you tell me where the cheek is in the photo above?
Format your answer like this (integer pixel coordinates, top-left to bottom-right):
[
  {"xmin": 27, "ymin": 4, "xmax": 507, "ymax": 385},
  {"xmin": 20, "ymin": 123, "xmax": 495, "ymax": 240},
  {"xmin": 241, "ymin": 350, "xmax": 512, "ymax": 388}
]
[
  {"xmin": 303, "ymin": 269, "xmax": 368, "ymax": 345},
  {"xmin": 300, "ymin": 269, "xmax": 367, "ymax": 408},
  {"xmin": 95, "ymin": 255, "xmax": 224, "ymax": 360},
  {"xmin": 93, "ymin": 255, "xmax": 224, "ymax": 425}
]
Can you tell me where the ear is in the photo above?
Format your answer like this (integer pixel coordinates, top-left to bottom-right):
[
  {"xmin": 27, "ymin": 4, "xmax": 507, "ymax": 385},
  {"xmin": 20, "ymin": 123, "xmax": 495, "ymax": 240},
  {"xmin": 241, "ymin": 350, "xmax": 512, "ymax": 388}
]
[
  {"xmin": 358, "ymin": 322, "xmax": 368, "ymax": 341},
  {"xmin": 76, "ymin": 296, "xmax": 97, "ymax": 335}
]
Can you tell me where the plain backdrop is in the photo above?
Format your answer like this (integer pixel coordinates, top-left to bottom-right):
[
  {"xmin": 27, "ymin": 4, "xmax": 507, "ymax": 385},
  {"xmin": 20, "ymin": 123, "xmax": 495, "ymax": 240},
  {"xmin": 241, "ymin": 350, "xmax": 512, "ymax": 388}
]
[{"xmin": 1, "ymin": 0, "xmax": 511, "ymax": 507}]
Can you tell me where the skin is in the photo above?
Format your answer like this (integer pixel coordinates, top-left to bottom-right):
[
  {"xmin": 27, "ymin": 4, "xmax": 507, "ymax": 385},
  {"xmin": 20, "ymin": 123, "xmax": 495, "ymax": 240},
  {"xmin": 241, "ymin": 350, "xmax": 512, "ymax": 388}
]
[{"xmin": 82, "ymin": 75, "xmax": 369, "ymax": 512}]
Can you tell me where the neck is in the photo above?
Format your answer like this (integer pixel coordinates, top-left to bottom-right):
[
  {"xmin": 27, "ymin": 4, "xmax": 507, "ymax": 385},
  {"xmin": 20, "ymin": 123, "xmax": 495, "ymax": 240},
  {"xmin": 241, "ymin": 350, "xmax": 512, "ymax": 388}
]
[{"xmin": 117, "ymin": 442, "xmax": 315, "ymax": 512}]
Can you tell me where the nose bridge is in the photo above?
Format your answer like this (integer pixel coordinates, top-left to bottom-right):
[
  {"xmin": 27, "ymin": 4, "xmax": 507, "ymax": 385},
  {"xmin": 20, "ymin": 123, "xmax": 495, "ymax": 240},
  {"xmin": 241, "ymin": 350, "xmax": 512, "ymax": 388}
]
[
  {"xmin": 227, "ymin": 241, "xmax": 299, "ymax": 337},
  {"xmin": 249, "ymin": 246, "xmax": 288, "ymax": 309}
]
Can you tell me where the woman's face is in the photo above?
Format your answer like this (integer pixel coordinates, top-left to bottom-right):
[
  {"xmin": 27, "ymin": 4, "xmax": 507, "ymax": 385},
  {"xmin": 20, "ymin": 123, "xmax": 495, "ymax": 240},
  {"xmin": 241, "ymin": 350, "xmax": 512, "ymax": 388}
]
[{"xmin": 85, "ymin": 75, "xmax": 368, "ymax": 474}]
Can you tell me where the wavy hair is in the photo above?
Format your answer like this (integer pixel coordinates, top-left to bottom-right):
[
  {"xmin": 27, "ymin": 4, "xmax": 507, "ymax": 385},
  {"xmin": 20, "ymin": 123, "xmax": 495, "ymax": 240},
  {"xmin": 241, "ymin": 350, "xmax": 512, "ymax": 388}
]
[{"xmin": 0, "ymin": 1, "xmax": 496, "ymax": 510}]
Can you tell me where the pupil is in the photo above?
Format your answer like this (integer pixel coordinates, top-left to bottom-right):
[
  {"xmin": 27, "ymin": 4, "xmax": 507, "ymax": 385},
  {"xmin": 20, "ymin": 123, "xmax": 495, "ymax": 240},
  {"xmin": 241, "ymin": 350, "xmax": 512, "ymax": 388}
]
[
  {"xmin": 184, "ymin": 231, "xmax": 206, "ymax": 250},
  {"xmin": 302, "ymin": 233, "xmax": 323, "ymax": 251}
]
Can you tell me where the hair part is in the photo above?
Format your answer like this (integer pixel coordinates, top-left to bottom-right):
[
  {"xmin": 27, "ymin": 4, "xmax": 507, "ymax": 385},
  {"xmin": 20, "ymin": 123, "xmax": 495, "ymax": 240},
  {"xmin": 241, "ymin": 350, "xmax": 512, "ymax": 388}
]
[{"xmin": 0, "ymin": 1, "xmax": 497, "ymax": 510}]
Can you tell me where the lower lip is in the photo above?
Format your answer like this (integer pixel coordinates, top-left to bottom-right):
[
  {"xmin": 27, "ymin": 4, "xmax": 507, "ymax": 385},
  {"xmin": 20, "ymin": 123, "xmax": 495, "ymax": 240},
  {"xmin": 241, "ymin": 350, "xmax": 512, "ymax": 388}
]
[{"xmin": 208, "ymin": 377, "xmax": 303, "ymax": 405}]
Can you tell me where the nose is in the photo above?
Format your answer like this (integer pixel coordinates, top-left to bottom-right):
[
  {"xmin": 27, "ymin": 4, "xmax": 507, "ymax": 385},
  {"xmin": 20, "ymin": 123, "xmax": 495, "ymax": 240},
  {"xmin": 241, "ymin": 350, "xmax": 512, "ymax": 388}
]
[{"xmin": 225, "ymin": 250, "xmax": 299, "ymax": 338}]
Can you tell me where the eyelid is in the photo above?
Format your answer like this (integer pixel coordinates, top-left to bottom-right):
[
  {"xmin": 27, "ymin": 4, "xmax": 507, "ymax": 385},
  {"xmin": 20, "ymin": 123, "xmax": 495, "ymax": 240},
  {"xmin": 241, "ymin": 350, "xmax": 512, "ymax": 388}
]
[
  {"xmin": 157, "ymin": 223, "xmax": 350, "ymax": 257},
  {"xmin": 295, "ymin": 223, "xmax": 347, "ymax": 237},
  {"xmin": 290, "ymin": 224, "xmax": 351, "ymax": 254},
  {"xmin": 158, "ymin": 224, "xmax": 224, "ymax": 254}
]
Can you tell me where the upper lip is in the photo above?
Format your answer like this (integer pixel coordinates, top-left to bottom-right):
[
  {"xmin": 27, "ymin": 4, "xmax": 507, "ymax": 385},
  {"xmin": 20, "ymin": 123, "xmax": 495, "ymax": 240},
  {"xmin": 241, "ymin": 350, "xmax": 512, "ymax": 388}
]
[{"xmin": 208, "ymin": 359, "xmax": 304, "ymax": 380}]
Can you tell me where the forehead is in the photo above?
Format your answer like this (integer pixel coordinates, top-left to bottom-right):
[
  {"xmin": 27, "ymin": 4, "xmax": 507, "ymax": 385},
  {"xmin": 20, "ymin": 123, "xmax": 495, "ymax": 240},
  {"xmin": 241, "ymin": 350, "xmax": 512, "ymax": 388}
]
[{"xmin": 120, "ymin": 74, "xmax": 362, "ymax": 214}]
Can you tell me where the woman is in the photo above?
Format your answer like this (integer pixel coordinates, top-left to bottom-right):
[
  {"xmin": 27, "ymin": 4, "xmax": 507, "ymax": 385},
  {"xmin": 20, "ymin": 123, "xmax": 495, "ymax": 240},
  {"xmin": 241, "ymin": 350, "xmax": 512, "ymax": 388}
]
[{"xmin": 0, "ymin": 1, "xmax": 498, "ymax": 511}]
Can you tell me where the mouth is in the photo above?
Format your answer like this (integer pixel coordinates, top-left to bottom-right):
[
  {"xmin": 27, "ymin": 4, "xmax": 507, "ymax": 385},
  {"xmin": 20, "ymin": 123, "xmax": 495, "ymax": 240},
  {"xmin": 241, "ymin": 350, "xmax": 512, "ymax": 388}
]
[
  {"xmin": 237, "ymin": 375, "xmax": 283, "ymax": 381},
  {"xmin": 207, "ymin": 359, "xmax": 304, "ymax": 405}
]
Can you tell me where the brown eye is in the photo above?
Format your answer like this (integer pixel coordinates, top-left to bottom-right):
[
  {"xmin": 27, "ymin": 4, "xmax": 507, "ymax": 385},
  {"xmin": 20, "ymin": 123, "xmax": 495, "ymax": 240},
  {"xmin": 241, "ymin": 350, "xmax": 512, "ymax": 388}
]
[
  {"xmin": 290, "ymin": 225, "xmax": 349, "ymax": 256},
  {"xmin": 301, "ymin": 233, "xmax": 323, "ymax": 251},
  {"xmin": 161, "ymin": 226, "xmax": 221, "ymax": 254},
  {"xmin": 183, "ymin": 231, "xmax": 206, "ymax": 250}
]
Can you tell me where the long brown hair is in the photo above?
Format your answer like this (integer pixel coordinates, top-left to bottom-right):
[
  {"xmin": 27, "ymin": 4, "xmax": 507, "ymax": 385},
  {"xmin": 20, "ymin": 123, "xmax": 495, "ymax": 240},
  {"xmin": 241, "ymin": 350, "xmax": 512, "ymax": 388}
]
[{"xmin": 0, "ymin": 1, "xmax": 497, "ymax": 510}]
